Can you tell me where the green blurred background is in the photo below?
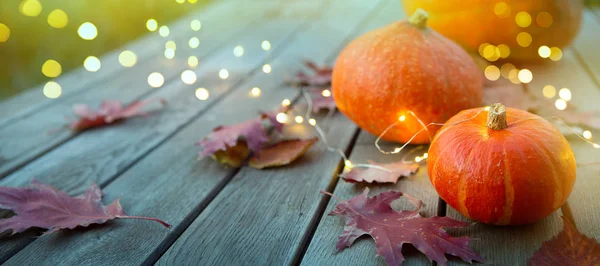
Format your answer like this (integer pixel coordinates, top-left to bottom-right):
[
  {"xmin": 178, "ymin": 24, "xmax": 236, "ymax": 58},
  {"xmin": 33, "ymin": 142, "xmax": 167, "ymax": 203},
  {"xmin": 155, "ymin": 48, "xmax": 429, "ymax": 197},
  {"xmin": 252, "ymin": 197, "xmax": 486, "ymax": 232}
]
[{"xmin": 0, "ymin": 0, "xmax": 211, "ymax": 100}]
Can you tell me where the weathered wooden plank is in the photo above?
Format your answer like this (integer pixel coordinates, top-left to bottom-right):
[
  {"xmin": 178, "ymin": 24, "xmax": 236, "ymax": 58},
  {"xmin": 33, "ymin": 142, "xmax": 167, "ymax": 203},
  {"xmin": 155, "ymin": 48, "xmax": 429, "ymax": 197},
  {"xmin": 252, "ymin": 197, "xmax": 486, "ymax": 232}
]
[
  {"xmin": 0, "ymin": 2, "xmax": 276, "ymax": 179},
  {"xmin": 302, "ymin": 131, "xmax": 434, "ymax": 266},
  {"xmin": 0, "ymin": 0, "xmax": 238, "ymax": 125},
  {"xmin": 155, "ymin": 1, "xmax": 393, "ymax": 265},
  {"xmin": 572, "ymin": 11, "xmax": 600, "ymax": 87},
  {"xmin": 0, "ymin": 7, "xmax": 311, "ymax": 262}
]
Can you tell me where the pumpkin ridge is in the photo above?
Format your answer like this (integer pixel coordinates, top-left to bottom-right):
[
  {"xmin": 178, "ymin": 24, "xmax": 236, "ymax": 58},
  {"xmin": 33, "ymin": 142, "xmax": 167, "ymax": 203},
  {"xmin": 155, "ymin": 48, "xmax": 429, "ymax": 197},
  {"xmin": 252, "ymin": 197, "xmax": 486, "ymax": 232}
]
[
  {"xmin": 457, "ymin": 146, "xmax": 477, "ymax": 219},
  {"xmin": 498, "ymin": 147, "xmax": 514, "ymax": 225},
  {"xmin": 429, "ymin": 132, "xmax": 457, "ymax": 187}
]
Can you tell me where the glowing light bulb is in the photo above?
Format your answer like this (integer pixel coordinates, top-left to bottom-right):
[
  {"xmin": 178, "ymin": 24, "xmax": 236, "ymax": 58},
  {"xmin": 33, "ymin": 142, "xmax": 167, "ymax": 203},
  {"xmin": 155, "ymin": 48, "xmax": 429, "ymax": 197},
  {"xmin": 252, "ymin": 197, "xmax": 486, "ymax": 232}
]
[
  {"xmin": 42, "ymin": 60, "xmax": 62, "ymax": 78},
  {"xmin": 148, "ymin": 72, "xmax": 164, "ymax": 88},
  {"xmin": 415, "ymin": 156, "xmax": 423, "ymax": 163},
  {"xmin": 516, "ymin": 32, "xmax": 532, "ymax": 47},
  {"xmin": 344, "ymin": 160, "xmax": 353, "ymax": 168},
  {"xmin": 78, "ymin": 22, "xmax": 97, "ymax": 40},
  {"xmin": 159, "ymin": 26, "xmax": 170, "ymax": 37},
  {"xmin": 555, "ymin": 99, "xmax": 567, "ymax": 110},
  {"xmin": 233, "ymin": 45, "xmax": 244, "ymax": 57},
  {"xmin": 538, "ymin": 46, "xmax": 551, "ymax": 58},
  {"xmin": 423, "ymin": 153, "xmax": 428, "ymax": 159},
  {"xmin": 518, "ymin": 69, "xmax": 533, "ymax": 83},
  {"xmin": 250, "ymin": 87, "xmax": 261, "ymax": 97},
  {"xmin": 190, "ymin": 20, "xmax": 201, "ymax": 31},
  {"xmin": 399, "ymin": 115, "xmax": 406, "ymax": 122},
  {"xmin": 146, "ymin": 19, "xmax": 158, "ymax": 31},
  {"xmin": 281, "ymin": 99, "xmax": 290, "ymax": 107},
  {"xmin": 188, "ymin": 56, "xmax": 198, "ymax": 68},
  {"xmin": 276, "ymin": 113, "xmax": 288, "ymax": 123},
  {"xmin": 294, "ymin": 116, "xmax": 304, "ymax": 123},
  {"xmin": 47, "ymin": 9, "xmax": 68, "ymax": 28},
  {"xmin": 189, "ymin": 37, "xmax": 200, "ymax": 48},
  {"xmin": 119, "ymin": 50, "xmax": 137, "ymax": 67},
  {"xmin": 83, "ymin": 56, "xmax": 101, "ymax": 72},
  {"xmin": 583, "ymin": 130, "xmax": 592, "ymax": 140},
  {"xmin": 219, "ymin": 69, "xmax": 229, "ymax": 79},
  {"xmin": 261, "ymin": 40, "xmax": 271, "ymax": 50},
  {"xmin": 195, "ymin": 88, "xmax": 209, "ymax": 100},
  {"xmin": 0, "ymin": 23, "xmax": 9, "ymax": 43},
  {"xmin": 20, "ymin": 0, "xmax": 42, "ymax": 17},
  {"xmin": 322, "ymin": 89, "xmax": 331, "ymax": 97},
  {"xmin": 308, "ymin": 118, "xmax": 316, "ymax": 126},
  {"xmin": 262, "ymin": 64, "xmax": 272, "ymax": 73},
  {"xmin": 558, "ymin": 88, "xmax": 571, "ymax": 101},
  {"xmin": 484, "ymin": 65, "xmax": 501, "ymax": 81},
  {"xmin": 181, "ymin": 70, "xmax": 197, "ymax": 84},
  {"xmin": 165, "ymin": 41, "xmax": 176, "ymax": 50},
  {"xmin": 164, "ymin": 48, "xmax": 175, "ymax": 59},
  {"xmin": 43, "ymin": 81, "xmax": 62, "ymax": 99},
  {"xmin": 542, "ymin": 85, "xmax": 556, "ymax": 98},
  {"xmin": 593, "ymin": 144, "xmax": 600, "ymax": 149},
  {"xmin": 484, "ymin": 106, "xmax": 491, "ymax": 111}
]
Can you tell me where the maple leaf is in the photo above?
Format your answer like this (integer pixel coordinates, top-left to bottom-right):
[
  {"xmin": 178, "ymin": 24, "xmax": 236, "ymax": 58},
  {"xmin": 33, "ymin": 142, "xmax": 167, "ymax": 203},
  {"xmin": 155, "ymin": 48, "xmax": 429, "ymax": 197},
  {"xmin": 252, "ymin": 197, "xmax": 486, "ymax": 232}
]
[
  {"xmin": 341, "ymin": 161, "xmax": 419, "ymax": 184},
  {"xmin": 69, "ymin": 99, "xmax": 166, "ymax": 131},
  {"xmin": 324, "ymin": 188, "xmax": 484, "ymax": 266},
  {"xmin": 0, "ymin": 181, "xmax": 170, "ymax": 236},
  {"xmin": 249, "ymin": 137, "xmax": 318, "ymax": 169},
  {"xmin": 288, "ymin": 61, "xmax": 333, "ymax": 86},
  {"xmin": 528, "ymin": 216, "xmax": 600, "ymax": 266}
]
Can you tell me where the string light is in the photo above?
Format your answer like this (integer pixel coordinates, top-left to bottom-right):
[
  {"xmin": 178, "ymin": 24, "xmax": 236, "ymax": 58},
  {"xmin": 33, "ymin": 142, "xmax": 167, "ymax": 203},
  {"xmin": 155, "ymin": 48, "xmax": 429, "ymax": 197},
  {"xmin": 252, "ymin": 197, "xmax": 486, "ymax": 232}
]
[
  {"xmin": 78, "ymin": 22, "xmax": 98, "ymax": 40},
  {"xmin": 538, "ymin": 46, "xmax": 551, "ymax": 58},
  {"xmin": 515, "ymin": 12, "xmax": 532, "ymax": 28},
  {"xmin": 188, "ymin": 56, "xmax": 198, "ymax": 68},
  {"xmin": 195, "ymin": 88, "xmax": 209, "ymax": 100},
  {"xmin": 190, "ymin": 20, "xmax": 201, "ymax": 31},
  {"xmin": 83, "ymin": 56, "xmax": 101, "ymax": 72},
  {"xmin": 181, "ymin": 70, "xmax": 197, "ymax": 84},
  {"xmin": 43, "ymin": 81, "xmax": 62, "ymax": 98},
  {"xmin": 398, "ymin": 115, "xmax": 406, "ymax": 122},
  {"xmin": 294, "ymin": 116, "xmax": 304, "ymax": 123},
  {"xmin": 518, "ymin": 69, "xmax": 533, "ymax": 83},
  {"xmin": 281, "ymin": 99, "xmax": 291, "ymax": 106},
  {"xmin": 189, "ymin": 37, "xmax": 200, "ymax": 48},
  {"xmin": 233, "ymin": 45, "xmax": 244, "ymax": 57},
  {"xmin": 558, "ymin": 88, "xmax": 572, "ymax": 101},
  {"xmin": 555, "ymin": 99, "xmax": 567, "ymax": 110},
  {"xmin": 219, "ymin": 69, "xmax": 229, "ymax": 79},
  {"xmin": 542, "ymin": 85, "xmax": 556, "ymax": 98},
  {"xmin": 146, "ymin": 19, "xmax": 158, "ymax": 31},
  {"xmin": 0, "ymin": 23, "xmax": 9, "ymax": 43},
  {"xmin": 20, "ymin": 0, "xmax": 42, "ymax": 17},
  {"xmin": 159, "ymin": 26, "xmax": 170, "ymax": 37},
  {"xmin": 549, "ymin": 47, "xmax": 562, "ymax": 61},
  {"xmin": 308, "ymin": 118, "xmax": 316, "ymax": 126},
  {"xmin": 321, "ymin": 89, "xmax": 331, "ymax": 97},
  {"xmin": 119, "ymin": 51, "xmax": 137, "ymax": 67},
  {"xmin": 47, "ymin": 9, "xmax": 68, "ymax": 28},
  {"xmin": 516, "ymin": 32, "xmax": 532, "ymax": 47},
  {"xmin": 536, "ymin": 12, "xmax": 553, "ymax": 28},
  {"xmin": 484, "ymin": 65, "xmax": 501, "ymax": 81},
  {"xmin": 148, "ymin": 72, "xmax": 164, "ymax": 88},
  {"xmin": 262, "ymin": 64, "xmax": 272, "ymax": 73},
  {"xmin": 165, "ymin": 41, "xmax": 176, "ymax": 50},
  {"xmin": 261, "ymin": 40, "xmax": 271, "ymax": 50},
  {"xmin": 250, "ymin": 87, "xmax": 261, "ymax": 97},
  {"xmin": 42, "ymin": 60, "xmax": 62, "ymax": 78},
  {"xmin": 276, "ymin": 113, "xmax": 288, "ymax": 123},
  {"xmin": 583, "ymin": 130, "xmax": 592, "ymax": 140},
  {"xmin": 164, "ymin": 48, "xmax": 175, "ymax": 59}
]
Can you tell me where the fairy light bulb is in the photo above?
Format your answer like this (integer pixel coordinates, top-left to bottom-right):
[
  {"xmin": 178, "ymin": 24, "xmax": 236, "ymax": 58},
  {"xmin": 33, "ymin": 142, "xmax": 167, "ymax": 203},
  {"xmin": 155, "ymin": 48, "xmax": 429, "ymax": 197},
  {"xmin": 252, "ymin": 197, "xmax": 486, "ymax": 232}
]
[
  {"xmin": 261, "ymin": 40, "xmax": 271, "ymax": 50},
  {"xmin": 276, "ymin": 113, "xmax": 288, "ymax": 123},
  {"xmin": 558, "ymin": 88, "xmax": 571, "ymax": 101},
  {"xmin": 542, "ymin": 85, "xmax": 556, "ymax": 98},
  {"xmin": 281, "ymin": 99, "xmax": 290, "ymax": 107},
  {"xmin": 195, "ymin": 88, "xmax": 209, "ymax": 100},
  {"xmin": 423, "ymin": 153, "xmax": 428, "ymax": 159},
  {"xmin": 250, "ymin": 87, "xmax": 261, "ymax": 97},
  {"xmin": 233, "ymin": 45, "xmax": 244, "ymax": 57},
  {"xmin": 593, "ymin": 144, "xmax": 600, "ymax": 149},
  {"xmin": 181, "ymin": 70, "xmax": 197, "ymax": 84},
  {"xmin": 308, "ymin": 118, "xmax": 316, "ymax": 126},
  {"xmin": 415, "ymin": 156, "xmax": 423, "ymax": 163},
  {"xmin": 262, "ymin": 64, "xmax": 272, "ymax": 74},
  {"xmin": 538, "ymin": 46, "xmax": 551, "ymax": 58},
  {"xmin": 583, "ymin": 130, "xmax": 592, "ymax": 140},
  {"xmin": 321, "ymin": 89, "xmax": 331, "ymax": 97},
  {"xmin": 398, "ymin": 115, "xmax": 406, "ymax": 122},
  {"xmin": 344, "ymin": 160, "xmax": 353, "ymax": 168},
  {"xmin": 294, "ymin": 116, "xmax": 304, "ymax": 123},
  {"xmin": 219, "ymin": 69, "xmax": 229, "ymax": 79},
  {"xmin": 555, "ymin": 99, "xmax": 567, "ymax": 110}
]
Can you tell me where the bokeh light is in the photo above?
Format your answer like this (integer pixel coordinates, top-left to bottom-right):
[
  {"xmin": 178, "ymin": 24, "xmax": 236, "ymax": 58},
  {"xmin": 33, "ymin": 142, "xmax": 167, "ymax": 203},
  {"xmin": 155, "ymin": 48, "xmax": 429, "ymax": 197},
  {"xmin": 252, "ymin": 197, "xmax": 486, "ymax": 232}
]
[
  {"xmin": 219, "ymin": 69, "xmax": 229, "ymax": 79},
  {"xmin": 47, "ymin": 9, "xmax": 68, "ymax": 28},
  {"xmin": 482, "ymin": 45, "xmax": 500, "ymax": 61},
  {"xmin": 262, "ymin": 64, "xmax": 272, "ymax": 73},
  {"xmin": 508, "ymin": 69, "xmax": 520, "ymax": 84},
  {"xmin": 542, "ymin": 85, "xmax": 556, "ymax": 98},
  {"xmin": 78, "ymin": 22, "xmax": 98, "ymax": 40},
  {"xmin": 536, "ymin": 12, "xmax": 553, "ymax": 28},
  {"xmin": 518, "ymin": 69, "xmax": 533, "ymax": 83},
  {"xmin": 83, "ymin": 56, "xmax": 101, "ymax": 72},
  {"xmin": 146, "ymin": 19, "xmax": 158, "ymax": 32},
  {"xmin": 515, "ymin": 12, "xmax": 531, "ymax": 28},
  {"xmin": 20, "ymin": 0, "xmax": 42, "ymax": 17},
  {"xmin": 261, "ymin": 40, "xmax": 271, "ymax": 51},
  {"xmin": 538, "ymin": 46, "xmax": 551, "ymax": 58},
  {"xmin": 493, "ymin": 2, "xmax": 510, "ymax": 18},
  {"xmin": 195, "ymin": 88, "xmax": 209, "ymax": 100},
  {"xmin": 188, "ymin": 37, "xmax": 200, "ymax": 48},
  {"xmin": 176, "ymin": 0, "xmax": 185, "ymax": 3},
  {"xmin": 484, "ymin": 65, "xmax": 501, "ymax": 81},
  {"xmin": 555, "ymin": 99, "xmax": 567, "ymax": 110},
  {"xmin": 119, "ymin": 50, "xmax": 137, "ymax": 67},
  {"xmin": 188, "ymin": 56, "xmax": 198, "ymax": 68},
  {"xmin": 583, "ymin": 130, "xmax": 592, "ymax": 140},
  {"xmin": 159, "ymin": 26, "xmax": 170, "ymax": 37},
  {"xmin": 276, "ymin": 113, "xmax": 288, "ymax": 123},
  {"xmin": 497, "ymin": 44, "xmax": 510, "ymax": 58},
  {"xmin": 233, "ymin": 45, "xmax": 244, "ymax": 57},
  {"xmin": 181, "ymin": 70, "xmax": 197, "ymax": 84},
  {"xmin": 559, "ymin": 88, "xmax": 572, "ymax": 101},
  {"xmin": 190, "ymin": 20, "xmax": 201, "ymax": 31},
  {"xmin": 322, "ymin": 89, "xmax": 331, "ymax": 97},
  {"xmin": 549, "ymin": 47, "xmax": 562, "ymax": 61},
  {"xmin": 308, "ymin": 119, "xmax": 316, "ymax": 126},
  {"xmin": 165, "ymin": 41, "xmax": 176, "ymax": 50},
  {"xmin": 42, "ymin": 60, "xmax": 62, "ymax": 78},
  {"xmin": 500, "ymin": 63, "xmax": 515, "ymax": 78},
  {"xmin": 294, "ymin": 116, "xmax": 304, "ymax": 123},
  {"xmin": 516, "ymin": 32, "xmax": 532, "ymax": 47},
  {"xmin": 43, "ymin": 81, "xmax": 62, "ymax": 98},
  {"xmin": 164, "ymin": 48, "xmax": 175, "ymax": 59},
  {"xmin": 148, "ymin": 72, "xmax": 164, "ymax": 88},
  {"xmin": 250, "ymin": 87, "xmax": 261, "ymax": 97},
  {"xmin": 281, "ymin": 99, "xmax": 290, "ymax": 106},
  {"xmin": 0, "ymin": 23, "xmax": 10, "ymax": 43}
]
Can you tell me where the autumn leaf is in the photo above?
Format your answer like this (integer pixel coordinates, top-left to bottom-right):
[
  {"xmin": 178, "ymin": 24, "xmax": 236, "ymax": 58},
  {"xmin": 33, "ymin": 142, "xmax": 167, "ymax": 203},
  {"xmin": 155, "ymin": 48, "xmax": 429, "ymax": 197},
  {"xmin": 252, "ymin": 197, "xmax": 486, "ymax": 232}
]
[
  {"xmin": 288, "ymin": 61, "xmax": 333, "ymax": 86},
  {"xmin": 341, "ymin": 161, "xmax": 419, "ymax": 184},
  {"xmin": 69, "ymin": 99, "xmax": 166, "ymax": 131},
  {"xmin": 324, "ymin": 188, "xmax": 484, "ymax": 266},
  {"xmin": 0, "ymin": 181, "xmax": 170, "ymax": 236},
  {"xmin": 249, "ymin": 137, "xmax": 318, "ymax": 169},
  {"xmin": 528, "ymin": 216, "xmax": 600, "ymax": 266}
]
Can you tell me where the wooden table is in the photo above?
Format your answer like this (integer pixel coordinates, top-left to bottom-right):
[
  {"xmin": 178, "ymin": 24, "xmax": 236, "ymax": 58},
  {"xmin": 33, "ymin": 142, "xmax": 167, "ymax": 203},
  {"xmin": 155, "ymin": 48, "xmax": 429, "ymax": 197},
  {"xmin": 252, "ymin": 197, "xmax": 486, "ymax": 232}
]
[{"xmin": 1, "ymin": 0, "xmax": 599, "ymax": 265}]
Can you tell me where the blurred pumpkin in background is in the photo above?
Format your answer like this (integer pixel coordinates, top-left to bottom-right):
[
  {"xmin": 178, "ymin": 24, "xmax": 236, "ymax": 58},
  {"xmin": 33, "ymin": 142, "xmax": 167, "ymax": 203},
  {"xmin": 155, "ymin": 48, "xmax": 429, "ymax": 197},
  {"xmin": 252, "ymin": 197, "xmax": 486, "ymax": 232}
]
[{"xmin": 402, "ymin": 0, "xmax": 583, "ymax": 62}]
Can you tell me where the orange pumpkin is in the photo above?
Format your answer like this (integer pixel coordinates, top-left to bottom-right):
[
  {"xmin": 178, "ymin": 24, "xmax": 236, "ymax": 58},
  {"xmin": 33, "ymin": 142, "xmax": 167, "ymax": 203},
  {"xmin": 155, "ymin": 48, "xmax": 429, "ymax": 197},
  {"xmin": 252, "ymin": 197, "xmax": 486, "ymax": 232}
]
[
  {"xmin": 428, "ymin": 103, "xmax": 576, "ymax": 225},
  {"xmin": 333, "ymin": 10, "xmax": 483, "ymax": 144},
  {"xmin": 402, "ymin": 0, "xmax": 583, "ymax": 61}
]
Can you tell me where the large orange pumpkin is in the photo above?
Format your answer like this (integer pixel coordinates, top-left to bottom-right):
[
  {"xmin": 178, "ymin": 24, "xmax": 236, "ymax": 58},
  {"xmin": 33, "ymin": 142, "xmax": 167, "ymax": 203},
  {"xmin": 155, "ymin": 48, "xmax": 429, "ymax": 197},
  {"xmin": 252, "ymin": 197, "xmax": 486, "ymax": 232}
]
[
  {"xmin": 333, "ymin": 10, "xmax": 483, "ymax": 144},
  {"xmin": 402, "ymin": 0, "xmax": 583, "ymax": 61},
  {"xmin": 428, "ymin": 103, "xmax": 576, "ymax": 225}
]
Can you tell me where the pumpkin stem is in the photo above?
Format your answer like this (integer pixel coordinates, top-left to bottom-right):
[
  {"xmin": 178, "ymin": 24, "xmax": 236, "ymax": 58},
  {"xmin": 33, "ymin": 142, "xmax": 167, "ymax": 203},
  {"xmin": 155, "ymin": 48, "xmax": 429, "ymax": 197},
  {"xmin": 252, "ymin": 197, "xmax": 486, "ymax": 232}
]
[
  {"xmin": 486, "ymin": 103, "xmax": 508, "ymax": 130},
  {"xmin": 408, "ymin": 8, "xmax": 429, "ymax": 29}
]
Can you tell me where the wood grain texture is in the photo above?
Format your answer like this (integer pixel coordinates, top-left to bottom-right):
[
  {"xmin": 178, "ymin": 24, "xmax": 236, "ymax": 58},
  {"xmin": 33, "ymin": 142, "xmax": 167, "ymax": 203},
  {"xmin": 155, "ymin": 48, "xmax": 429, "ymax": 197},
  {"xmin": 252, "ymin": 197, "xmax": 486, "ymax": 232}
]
[
  {"xmin": 0, "ymin": 0, "xmax": 237, "ymax": 126},
  {"xmin": 0, "ymin": 8, "xmax": 309, "ymax": 263},
  {"xmin": 572, "ymin": 11, "xmax": 600, "ymax": 87},
  {"xmin": 156, "ymin": 1, "xmax": 390, "ymax": 265},
  {"xmin": 0, "ymin": 1, "xmax": 274, "ymax": 179},
  {"xmin": 302, "ymin": 131, "xmax": 435, "ymax": 266}
]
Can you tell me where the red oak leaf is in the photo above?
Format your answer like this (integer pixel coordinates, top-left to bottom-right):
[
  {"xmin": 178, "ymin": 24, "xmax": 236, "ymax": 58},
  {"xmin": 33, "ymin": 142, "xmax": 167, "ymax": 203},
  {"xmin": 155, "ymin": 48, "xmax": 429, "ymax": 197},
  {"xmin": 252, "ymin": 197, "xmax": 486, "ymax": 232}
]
[
  {"xmin": 69, "ymin": 99, "xmax": 166, "ymax": 131},
  {"xmin": 249, "ymin": 137, "xmax": 318, "ymax": 169},
  {"xmin": 324, "ymin": 188, "xmax": 484, "ymax": 266},
  {"xmin": 0, "ymin": 181, "xmax": 170, "ymax": 236},
  {"xmin": 341, "ymin": 161, "xmax": 419, "ymax": 184},
  {"xmin": 528, "ymin": 216, "xmax": 600, "ymax": 266},
  {"xmin": 197, "ymin": 112, "xmax": 283, "ymax": 159},
  {"xmin": 289, "ymin": 61, "xmax": 333, "ymax": 86}
]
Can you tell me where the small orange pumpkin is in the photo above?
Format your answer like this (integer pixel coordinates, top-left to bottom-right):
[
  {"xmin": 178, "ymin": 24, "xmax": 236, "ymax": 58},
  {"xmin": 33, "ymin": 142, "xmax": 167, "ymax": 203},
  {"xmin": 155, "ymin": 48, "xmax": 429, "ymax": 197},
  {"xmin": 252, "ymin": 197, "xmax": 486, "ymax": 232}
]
[
  {"xmin": 428, "ymin": 103, "xmax": 576, "ymax": 225},
  {"xmin": 333, "ymin": 9, "xmax": 483, "ymax": 144},
  {"xmin": 402, "ymin": 0, "xmax": 583, "ymax": 61}
]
